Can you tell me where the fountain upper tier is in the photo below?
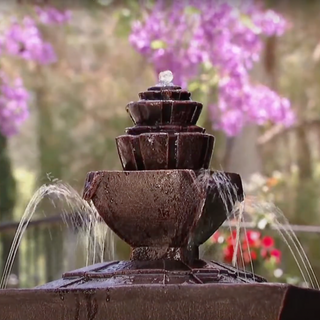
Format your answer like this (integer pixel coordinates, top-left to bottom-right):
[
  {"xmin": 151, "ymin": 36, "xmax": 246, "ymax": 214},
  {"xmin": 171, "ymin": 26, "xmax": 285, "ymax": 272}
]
[
  {"xmin": 126, "ymin": 79, "xmax": 203, "ymax": 129},
  {"xmin": 117, "ymin": 72, "xmax": 214, "ymax": 171}
]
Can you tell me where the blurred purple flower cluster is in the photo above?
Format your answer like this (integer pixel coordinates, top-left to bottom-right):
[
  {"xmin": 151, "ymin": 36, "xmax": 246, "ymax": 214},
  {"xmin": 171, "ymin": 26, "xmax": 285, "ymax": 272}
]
[
  {"xmin": 0, "ymin": 6, "xmax": 71, "ymax": 137},
  {"xmin": 130, "ymin": 0, "xmax": 294, "ymax": 136},
  {"xmin": 4, "ymin": 17, "xmax": 56, "ymax": 64},
  {"xmin": 0, "ymin": 73, "xmax": 29, "ymax": 136},
  {"xmin": 35, "ymin": 6, "xmax": 72, "ymax": 25}
]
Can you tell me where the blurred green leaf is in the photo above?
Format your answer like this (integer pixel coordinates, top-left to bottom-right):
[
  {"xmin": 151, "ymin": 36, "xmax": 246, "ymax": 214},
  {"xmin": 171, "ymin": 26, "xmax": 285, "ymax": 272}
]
[
  {"xmin": 184, "ymin": 6, "xmax": 201, "ymax": 16},
  {"xmin": 97, "ymin": 0, "xmax": 114, "ymax": 6},
  {"xmin": 239, "ymin": 14, "xmax": 260, "ymax": 33},
  {"xmin": 188, "ymin": 81, "xmax": 200, "ymax": 92},
  {"xmin": 114, "ymin": 8, "xmax": 134, "ymax": 37},
  {"xmin": 151, "ymin": 40, "xmax": 167, "ymax": 49}
]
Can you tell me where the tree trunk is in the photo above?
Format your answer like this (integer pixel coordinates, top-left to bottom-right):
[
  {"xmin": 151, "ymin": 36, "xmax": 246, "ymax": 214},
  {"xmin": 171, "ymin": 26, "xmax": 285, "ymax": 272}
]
[
  {"xmin": 226, "ymin": 125, "xmax": 262, "ymax": 181},
  {"xmin": 0, "ymin": 133, "xmax": 19, "ymax": 282}
]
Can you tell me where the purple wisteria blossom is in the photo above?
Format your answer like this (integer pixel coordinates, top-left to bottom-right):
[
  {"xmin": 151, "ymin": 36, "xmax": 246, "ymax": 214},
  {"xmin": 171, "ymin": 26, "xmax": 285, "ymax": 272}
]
[
  {"xmin": 130, "ymin": 1, "xmax": 199, "ymax": 88},
  {"xmin": 35, "ymin": 6, "xmax": 72, "ymax": 25},
  {"xmin": 0, "ymin": 72, "xmax": 29, "ymax": 136},
  {"xmin": 130, "ymin": 0, "xmax": 294, "ymax": 136},
  {"xmin": 0, "ymin": 5, "xmax": 71, "ymax": 136},
  {"xmin": 4, "ymin": 17, "xmax": 56, "ymax": 65}
]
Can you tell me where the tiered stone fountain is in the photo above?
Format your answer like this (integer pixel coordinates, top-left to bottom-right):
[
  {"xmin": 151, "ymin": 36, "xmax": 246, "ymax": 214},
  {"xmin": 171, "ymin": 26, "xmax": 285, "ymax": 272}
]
[{"xmin": 0, "ymin": 71, "xmax": 320, "ymax": 320}]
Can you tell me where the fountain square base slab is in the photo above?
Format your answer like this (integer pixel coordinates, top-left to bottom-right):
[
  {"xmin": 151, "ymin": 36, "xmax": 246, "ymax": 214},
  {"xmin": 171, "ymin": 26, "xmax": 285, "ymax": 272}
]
[
  {"xmin": 1, "ymin": 260, "xmax": 320, "ymax": 320},
  {"xmin": 0, "ymin": 283, "xmax": 319, "ymax": 320}
]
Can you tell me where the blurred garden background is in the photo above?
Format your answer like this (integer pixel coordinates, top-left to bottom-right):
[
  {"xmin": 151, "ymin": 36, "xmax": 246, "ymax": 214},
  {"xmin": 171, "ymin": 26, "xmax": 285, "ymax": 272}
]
[{"xmin": 1, "ymin": 0, "xmax": 320, "ymax": 288}]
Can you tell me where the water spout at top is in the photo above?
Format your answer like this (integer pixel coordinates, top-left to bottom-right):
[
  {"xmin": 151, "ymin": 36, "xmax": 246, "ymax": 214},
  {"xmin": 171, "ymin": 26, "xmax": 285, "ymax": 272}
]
[{"xmin": 158, "ymin": 70, "xmax": 174, "ymax": 86}]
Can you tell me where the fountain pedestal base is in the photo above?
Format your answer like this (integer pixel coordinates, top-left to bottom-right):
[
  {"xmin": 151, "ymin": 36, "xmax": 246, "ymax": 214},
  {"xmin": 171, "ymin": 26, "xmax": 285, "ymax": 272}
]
[
  {"xmin": 2, "ymin": 260, "xmax": 318, "ymax": 320},
  {"xmin": 1, "ymin": 281, "xmax": 319, "ymax": 320}
]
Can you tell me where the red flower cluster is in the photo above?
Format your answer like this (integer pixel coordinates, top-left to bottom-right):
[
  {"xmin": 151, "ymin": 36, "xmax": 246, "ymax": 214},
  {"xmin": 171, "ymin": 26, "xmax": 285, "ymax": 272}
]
[{"xmin": 211, "ymin": 230, "xmax": 281, "ymax": 265}]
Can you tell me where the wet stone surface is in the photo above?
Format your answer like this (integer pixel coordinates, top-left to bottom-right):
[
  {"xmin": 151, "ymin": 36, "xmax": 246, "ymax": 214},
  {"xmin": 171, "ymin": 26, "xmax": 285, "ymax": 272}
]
[{"xmin": 36, "ymin": 260, "xmax": 266, "ymax": 290}]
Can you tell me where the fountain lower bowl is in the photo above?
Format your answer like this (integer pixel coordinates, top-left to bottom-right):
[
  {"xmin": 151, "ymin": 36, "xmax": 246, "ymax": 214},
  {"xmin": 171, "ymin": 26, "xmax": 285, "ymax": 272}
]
[
  {"xmin": 82, "ymin": 169, "xmax": 243, "ymax": 251},
  {"xmin": 83, "ymin": 169, "xmax": 206, "ymax": 248}
]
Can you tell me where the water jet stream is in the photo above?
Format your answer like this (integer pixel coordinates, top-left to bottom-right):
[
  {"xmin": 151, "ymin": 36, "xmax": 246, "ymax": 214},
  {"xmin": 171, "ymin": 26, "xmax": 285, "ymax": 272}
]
[
  {"xmin": 0, "ymin": 182, "xmax": 114, "ymax": 289},
  {"xmin": 211, "ymin": 171, "xmax": 250, "ymax": 276},
  {"xmin": 247, "ymin": 199, "xmax": 319, "ymax": 289},
  {"xmin": 199, "ymin": 170, "xmax": 318, "ymax": 288}
]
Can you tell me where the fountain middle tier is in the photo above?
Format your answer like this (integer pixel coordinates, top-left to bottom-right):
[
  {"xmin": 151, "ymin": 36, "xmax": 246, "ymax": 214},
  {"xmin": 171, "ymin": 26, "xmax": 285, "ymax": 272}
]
[
  {"xmin": 83, "ymin": 169, "xmax": 243, "ymax": 263},
  {"xmin": 116, "ymin": 132, "xmax": 214, "ymax": 171}
]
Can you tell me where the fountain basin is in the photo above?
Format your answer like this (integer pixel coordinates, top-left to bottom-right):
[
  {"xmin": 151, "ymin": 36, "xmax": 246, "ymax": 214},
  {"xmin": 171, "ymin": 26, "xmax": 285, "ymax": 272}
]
[
  {"xmin": 83, "ymin": 169, "xmax": 206, "ymax": 248},
  {"xmin": 82, "ymin": 170, "xmax": 243, "ymax": 256}
]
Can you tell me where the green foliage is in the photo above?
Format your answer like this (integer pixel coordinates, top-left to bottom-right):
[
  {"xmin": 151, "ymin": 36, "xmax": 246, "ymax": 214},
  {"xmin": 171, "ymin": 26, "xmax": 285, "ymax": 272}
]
[
  {"xmin": 184, "ymin": 6, "xmax": 201, "ymax": 16},
  {"xmin": 113, "ymin": 2, "xmax": 146, "ymax": 37},
  {"xmin": 0, "ymin": 134, "xmax": 16, "ymax": 220},
  {"xmin": 0, "ymin": 133, "xmax": 17, "ymax": 277},
  {"xmin": 12, "ymin": 168, "xmax": 35, "ymax": 221}
]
